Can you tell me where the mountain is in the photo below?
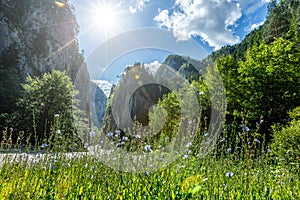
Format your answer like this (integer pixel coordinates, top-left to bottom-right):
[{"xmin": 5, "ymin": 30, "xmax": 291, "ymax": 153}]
[
  {"xmin": 90, "ymin": 80, "xmax": 113, "ymax": 128},
  {"xmin": 90, "ymin": 81, "xmax": 108, "ymax": 128},
  {"xmin": 0, "ymin": 0, "xmax": 90, "ymax": 127},
  {"xmin": 91, "ymin": 80, "xmax": 113, "ymax": 98},
  {"xmin": 101, "ymin": 58, "xmax": 196, "ymax": 134}
]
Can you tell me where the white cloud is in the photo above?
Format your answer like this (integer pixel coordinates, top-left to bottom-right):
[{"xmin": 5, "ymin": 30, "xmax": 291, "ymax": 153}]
[
  {"xmin": 154, "ymin": 0, "xmax": 269, "ymax": 50},
  {"xmin": 129, "ymin": 0, "xmax": 150, "ymax": 14},
  {"xmin": 245, "ymin": 21, "xmax": 264, "ymax": 32},
  {"xmin": 144, "ymin": 60, "xmax": 161, "ymax": 75}
]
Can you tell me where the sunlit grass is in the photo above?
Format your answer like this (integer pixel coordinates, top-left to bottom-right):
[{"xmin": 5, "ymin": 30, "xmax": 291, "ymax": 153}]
[{"xmin": 0, "ymin": 137, "xmax": 299, "ymax": 199}]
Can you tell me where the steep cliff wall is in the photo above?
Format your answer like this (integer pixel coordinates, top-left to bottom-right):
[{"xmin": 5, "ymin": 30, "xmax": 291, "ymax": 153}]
[{"xmin": 0, "ymin": 0, "xmax": 90, "ymax": 124}]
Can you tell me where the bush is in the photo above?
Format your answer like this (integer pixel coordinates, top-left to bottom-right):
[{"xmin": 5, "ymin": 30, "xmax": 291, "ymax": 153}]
[
  {"xmin": 270, "ymin": 106, "xmax": 300, "ymax": 163},
  {"xmin": 10, "ymin": 70, "xmax": 87, "ymax": 149}
]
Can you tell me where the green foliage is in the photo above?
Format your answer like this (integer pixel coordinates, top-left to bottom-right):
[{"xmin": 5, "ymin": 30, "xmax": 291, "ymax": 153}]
[
  {"xmin": 11, "ymin": 70, "xmax": 86, "ymax": 147},
  {"xmin": 212, "ymin": 37, "xmax": 300, "ymax": 141},
  {"xmin": 270, "ymin": 106, "xmax": 300, "ymax": 163},
  {"xmin": 148, "ymin": 92, "xmax": 181, "ymax": 147}
]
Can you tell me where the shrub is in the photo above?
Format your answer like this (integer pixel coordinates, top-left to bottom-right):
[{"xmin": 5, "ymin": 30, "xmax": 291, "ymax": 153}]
[
  {"xmin": 270, "ymin": 106, "xmax": 300, "ymax": 163},
  {"xmin": 10, "ymin": 70, "xmax": 86, "ymax": 148}
]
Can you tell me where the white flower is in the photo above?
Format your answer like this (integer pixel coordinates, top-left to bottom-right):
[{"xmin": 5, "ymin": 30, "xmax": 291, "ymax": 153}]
[
  {"xmin": 144, "ymin": 145, "xmax": 152, "ymax": 152},
  {"xmin": 56, "ymin": 130, "xmax": 61, "ymax": 134},
  {"xmin": 220, "ymin": 138, "xmax": 226, "ymax": 142},
  {"xmin": 89, "ymin": 131, "xmax": 96, "ymax": 137},
  {"xmin": 41, "ymin": 143, "xmax": 48, "ymax": 148},
  {"xmin": 186, "ymin": 142, "xmax": 192, "ymax": 147},
  {"xmin": 226, "ymin": 148, "xmax": 231, "ymax": 152},
  {"xmin": 54, "ymin": 114, "xmax": 59, "ymax": 117},
  {"xmin": 135, "ymin": 134, "xmax": 141, "ymax": 139},
  {"xmin": 225, "ymin": 172, "xmax": 234, "ymax": 177},
  {"xmin": 122, "ymin": 136, "xmax": 128, "ymax": 141},
  {"xmin": 199, "ymin": 91, "xmax": 204, "ymax": 95},
  {"xmin": 253, "ymin": 138, "xmax": 261, "ymax": 144},
  {"xmin": 203, "ymin": 178, "xmax": 208, "ymax": 181},
  {"xmin": 115, "ymin": 130, "xmax": 121, "ymax": 134},
  {"xmin": 116, "ymin": 141, "xmax": 125, "ymax": 147},
  {"xmin": 244, "ymin": 126, "xmax": 250, "ymax": 132},
  {"xmin": 183, "ymin": 154, "xmax": 189, "ymax": 159},
  {"xmin": 107, "ymin": 132, "xmax": 113, "ymax": 138},
  {"xmin": 204, "ymin": 132, "xmax": 209, "ymax": 137}
]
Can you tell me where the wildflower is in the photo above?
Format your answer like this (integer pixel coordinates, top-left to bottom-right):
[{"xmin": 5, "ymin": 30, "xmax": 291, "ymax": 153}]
[
  {"xmin": 41, "ymin": 143, "xmax": 48, "ymax": 148},
  {"xmin": 183, "ymin": 154, "xmax": 189, "ymax": 159},
  {"xmin": 115, "ymin": 130, "xmax": 121, "ymax": 134},
  {"xmin": 225, "ymin": 172, "xmax": 234, "ymax": 177},
  {"xmin": 226, "ymin": 148, "xmax": 231, "ymax": 153},
  {"xmin": 107, "ymin": 132, "xmax": 113, "ymax": 138},
  {"xmin": 144, "ymin": 145, "xmax": 152, "ymax": 152},
  {"xmin": 186, "ymin": 149, "xmax": 191, "ymax": 154},
  {"xmin": 9, "ymin": 127, "xmax": 13, "ymax": 131},
  {"xmin": 56, "ymin": 130, "xmax": 61, "ymax": 134},
  {"xmin": 135, "ymin": 134, "xmax": 141, "ymax": 139},
  {"xmin": 199, "ymin": 91, "xmax": 204, "ymax": 95},
  {"xmin": 253, "ymin": 138, "xmax": 261, "ymax": 144},
  {"xmin": 89, "ymin": 131, "xmax": 96, "ymax": 137},
  {"xmin": 116, "ymin": 141, "xmax": 125, "ymax": 147},
  {"xmin": 204, "ymin": 132, "xmax": 209, "ymax": 137},
  {"xmin": 186, "ymin": 142, "xmax": 192, "ymax": 147},
  {"xmin": 220, "ymin": 138, "xmax": 225, "ymax": 142},
  {"xmin": 203, "ymin": 178, "xmax": 208, "ymax": 181},
  {"xmin": 54, "ymin": 114, "xmax": 59, "ymax": 117},
  {"xmin": 122, "ymin": 136, "xmax": 128, "ymax": 141},
  {"xmin": 244, "ymin": 126, "xmax": 250, "ymax": 132}
]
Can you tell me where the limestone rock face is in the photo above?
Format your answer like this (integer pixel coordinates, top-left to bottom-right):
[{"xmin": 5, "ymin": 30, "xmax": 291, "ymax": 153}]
[
  {"xmin": 90, "ymin": 81, "xmax": 111, "ymax": 128},
  {"xmin": 101, "ymin": 56, "xmax": 200, "ymax": 134},
  {"xmin": 0, "ymin": 1, "xmax": 90, "ymax": 119}
]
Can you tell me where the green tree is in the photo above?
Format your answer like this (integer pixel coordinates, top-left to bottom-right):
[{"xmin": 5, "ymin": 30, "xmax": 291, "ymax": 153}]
[
  {"xmin": 12, "ymin": 70, "xmax": 86, "ymax": 147},
  {"xmin": 236, "ymin": 38, "xmax": 300, "ymax": 137}
]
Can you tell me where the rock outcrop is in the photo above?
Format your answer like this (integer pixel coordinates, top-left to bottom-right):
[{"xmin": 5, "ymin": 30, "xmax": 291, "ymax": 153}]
[{"xmin": 0, "ymin": 0, "xmax": 90, "ymax": 126}]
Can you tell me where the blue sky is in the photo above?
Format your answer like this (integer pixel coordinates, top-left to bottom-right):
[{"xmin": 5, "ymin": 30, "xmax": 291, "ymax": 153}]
[{"xmin": 69, "ymin": 0, "xmax": 270, "ymax": 82}]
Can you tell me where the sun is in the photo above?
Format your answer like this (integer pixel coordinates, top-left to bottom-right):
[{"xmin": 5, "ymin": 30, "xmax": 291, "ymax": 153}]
[
  {"xmin": 93, "ymin": 4, "xmax": 116, "ymax": 29},
  {"xmin": 89, "ymin": 1, "xmax": 120, "ymax": 34}
]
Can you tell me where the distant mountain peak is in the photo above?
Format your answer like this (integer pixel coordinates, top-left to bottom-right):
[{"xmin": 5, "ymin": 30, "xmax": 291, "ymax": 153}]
[{"xmin": 91, "ymin": 80, "xmax": 113, "ymax": 98}]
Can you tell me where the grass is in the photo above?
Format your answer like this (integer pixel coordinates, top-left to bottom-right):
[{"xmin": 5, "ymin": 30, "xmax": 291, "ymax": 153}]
[{"xmin": 0, "ymin": 141, "xmax": 299, "ymax": 199}]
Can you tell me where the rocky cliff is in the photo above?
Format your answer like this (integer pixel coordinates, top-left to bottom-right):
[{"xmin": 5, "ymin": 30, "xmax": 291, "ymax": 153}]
[
  {"xmin": 90, "ymin": 81, "xmax": 111, "ymax": 128},
  {"xmin": 102, "ymin": 58, "xmax": 198, "ymax": 134},
  {"xmin": 0, "ymin": 0, "xmax": 90, "ymax": 125}
]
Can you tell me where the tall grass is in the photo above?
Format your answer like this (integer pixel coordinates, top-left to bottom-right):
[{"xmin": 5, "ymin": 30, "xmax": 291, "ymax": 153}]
[{"xmin": 0, "ymin": 123, "xmax": 299, "ymax": 199}]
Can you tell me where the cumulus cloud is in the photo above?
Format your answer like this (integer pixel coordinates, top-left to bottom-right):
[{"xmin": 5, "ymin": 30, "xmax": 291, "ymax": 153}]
[
  {"xmin": 245, "ymin": 21, "xmax": 264, "ymax": 32},
  {"xmin": 129, "ymin": 0, "xmax": 150, "ymax": 14},
  {"xmin": 154, "ymin": 0, "xmax": 269, "ymax": 50},
  {"xmin": 144, "ymin": 60, "xmax": 161, "ymax": 75}
]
